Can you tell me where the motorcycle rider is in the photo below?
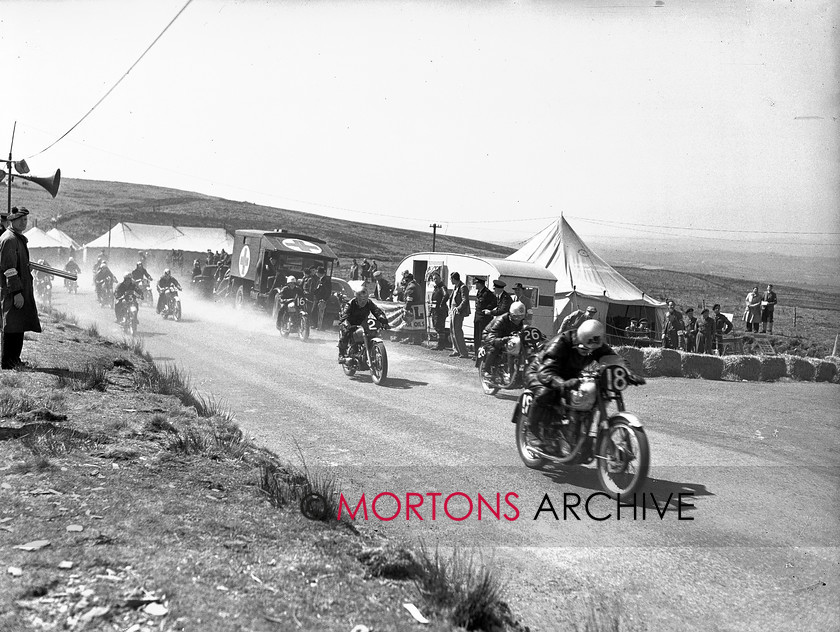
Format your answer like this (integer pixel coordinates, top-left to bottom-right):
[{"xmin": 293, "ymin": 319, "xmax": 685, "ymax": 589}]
[
  {"xmin": 156, "ymin": 268, "xmax": 183, "ymax": 314},
  {"xmin": 131, "ymin": 260, "xmax": 153, "ymax": 301},
  {"xmin": 33, "ymin": 259, "xmax": 52, "ymax": 299},
  {"xmin": 275, "ymin": 275, "xmax": 304, "ymax": 326},
  {"xmin": 337, "ymin": 286, "xmax": 389, "ymax": 364},
  {"xmin": 64, "ymin": 256, "xmax": 81, "ymax": 291},
  {"xmin": 114, "ymin": 273, "xmax": 142, "ymax": 324},
  {"xmin": 481, "ymin": 301, "xmax": 527, "ymax": 376},
  {"xmin": 524, "ymin": 319, "xmax": 644, "ymax": 448},
  {"xmin": 94, "ymin": 261, "xmax": 117, "ymax": 304}
]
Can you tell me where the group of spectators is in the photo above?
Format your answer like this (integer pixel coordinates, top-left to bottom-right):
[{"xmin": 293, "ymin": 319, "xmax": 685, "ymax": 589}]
[
  {"xmin": 660, "ymin": 301, "xmax": 734, "ymax": 354},
  {"xmin": 742, "ymin": 284, "xmax": 777, "ymax": 334},
  {"xmin": 349, "ymin": 258, "xmax": 379, "ymax": 283}
]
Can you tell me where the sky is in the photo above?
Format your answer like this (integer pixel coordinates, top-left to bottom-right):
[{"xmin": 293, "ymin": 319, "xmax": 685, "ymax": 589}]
[{"xmin": 2, "ymin": 0, "xmax": 838, "ymax": 254}]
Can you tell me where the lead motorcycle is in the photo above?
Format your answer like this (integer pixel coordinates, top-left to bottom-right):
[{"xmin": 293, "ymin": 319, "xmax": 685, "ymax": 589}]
[
  {"xmin": 276, "ymin": 296, "xmax": 310, "ymax": 341},
  {"xmin": 511, "ymin": 355, "xmax": 649, "ymax": 501},
  {"xmin": 341, "ymin": 317, "xmax": 389, "ymax": 385},
  {"xmin": 476, "ymin": 325, "xmax": 546, "ymax": 395}
]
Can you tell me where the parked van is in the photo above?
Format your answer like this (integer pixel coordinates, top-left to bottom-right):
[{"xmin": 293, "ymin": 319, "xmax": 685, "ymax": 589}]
[{"xmin": 394, "ymin": 253, "xmax": 557, "ymax": 343}]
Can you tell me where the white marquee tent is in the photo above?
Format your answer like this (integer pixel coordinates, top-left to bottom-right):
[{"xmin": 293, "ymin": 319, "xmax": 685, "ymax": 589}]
[
  {"xmin": 24, "ymin": 227, "xmax": 67, "ymax": 263},
  {"xmin": 507, "ymin": 216, "xmax": 666, "ymax": 339},
  {"xmin": 46, "ymin": 227, "xmax": 82, "ymax": 251}
]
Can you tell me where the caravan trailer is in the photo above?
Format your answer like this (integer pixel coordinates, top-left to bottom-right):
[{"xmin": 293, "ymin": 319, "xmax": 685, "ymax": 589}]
[{"xmin": 394, "ymin": 253, "xmax": 557, "ymax": 343}]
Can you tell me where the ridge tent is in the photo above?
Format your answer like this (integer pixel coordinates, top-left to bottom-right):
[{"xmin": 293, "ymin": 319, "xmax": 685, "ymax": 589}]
[
  {"xmin": 46, "ymin": 227, "xmax": 82, "ymax": 251},
  {"xmin": 82, "ymin": 222, "xmax": 233, "ymax": 276},
  {"xmin": 506, "ymin": 216, "xmax": 666, "ymax": 343},
  {"xmin": 24, "ymin": 227, "xmax": 67, "ymax": 264}
]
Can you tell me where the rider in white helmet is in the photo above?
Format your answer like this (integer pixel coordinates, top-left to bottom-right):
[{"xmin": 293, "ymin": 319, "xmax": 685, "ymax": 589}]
[
  {"xmin": 275, "ymin": 274, "xmax": 304, "ymax": 324},
  {"xmin": 524, "ymin": 318, "xmax": 644, "ymax": 447},
  {"xmin": 480, "ymin": 301, "xmax": 528, "ymax": 375}
]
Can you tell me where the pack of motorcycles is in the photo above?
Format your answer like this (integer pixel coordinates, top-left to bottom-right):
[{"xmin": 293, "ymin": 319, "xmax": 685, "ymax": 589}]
[{"xmin": 84, "ymin": 278, "xmax": 650, "ymax": 499}]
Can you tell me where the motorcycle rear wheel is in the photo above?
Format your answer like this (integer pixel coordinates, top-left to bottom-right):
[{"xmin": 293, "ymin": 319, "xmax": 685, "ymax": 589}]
[
  {"xmin": 370, "ymin": 341, "xmax": 388, "ymax": 385},
  {"xmin": 596, "ymin": 422, "xmax": 650, "ymax": 502},
  {"xmin": 477, "ymin": 357, "xmax": 500, "ymax": 396}
]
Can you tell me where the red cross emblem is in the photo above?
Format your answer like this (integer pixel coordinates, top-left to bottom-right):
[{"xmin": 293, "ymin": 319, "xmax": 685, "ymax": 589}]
[{"xmin": 282, "ymin": 238, "xmax": 322, "ymax": 254}]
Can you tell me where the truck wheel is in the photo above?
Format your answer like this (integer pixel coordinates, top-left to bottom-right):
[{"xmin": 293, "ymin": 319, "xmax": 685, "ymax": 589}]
[{"xmin": 234, "ymin": 285, "xmax": 245, "ymax": 310}]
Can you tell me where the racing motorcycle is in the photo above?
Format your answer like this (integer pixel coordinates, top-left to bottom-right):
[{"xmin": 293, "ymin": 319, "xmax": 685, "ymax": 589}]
[
  {"xmin": 341, "ymin": 317, "xmax": 389, "ymax": 385},
  {"xmin": 96, "ymin": 279, "xmax": 114, "ymax": 308},
  {"xmin": 276, "ymin": 296, "xmax": 309, "ymax": 341},
  {"xmin": 117, "ymin": 295, "xmax": 140, "ymax": 336},
  {"xmin": 477, "ymin": 325, "xmax": 546, "ymax": 395},
  {"xmin": 35, "ymin": 276, "xmax": 52, "ymax": 308},
  {"xmin": 137, "ymin": 278, "xmax": 154, "ymax": 307},
  {"xmin": 511, "ymin": 355, "xmax": 649, "ymax": 501},
  {"xmin": 159, "ymin": 285, "xmax": 182, "ymax": 321}
]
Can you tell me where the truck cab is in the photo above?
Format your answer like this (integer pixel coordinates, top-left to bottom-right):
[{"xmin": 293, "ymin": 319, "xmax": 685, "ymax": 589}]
[{"xmin": 229, "ymin": 230, "xmax": 337, "ymax": 311}]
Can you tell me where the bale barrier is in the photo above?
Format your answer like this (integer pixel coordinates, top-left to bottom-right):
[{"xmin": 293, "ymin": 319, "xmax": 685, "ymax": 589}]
[
  {"xmin": 812, "ymin": 360, "xmax": 837, "ymax": 383},
  {"xmin": 642, "ymin": 348, "xmax": 682, "ymax": 377},
  {"xmin": 722, "ymin": 355, "xmax": 762, "ymax": 381},
  {"xmin": 758, "ymin": 356, "xmax": 787, "ymax": 382},
  {"xmin": 614, "ymin": 347, "xmax": 645, "ymax": 377},
  {"xmin": 785, "ymin": 355, "xmax": 816, "ymax": 381},
  {"xmin": 680, "ymin": 352, "xmax": 723, "ymax": 381}
]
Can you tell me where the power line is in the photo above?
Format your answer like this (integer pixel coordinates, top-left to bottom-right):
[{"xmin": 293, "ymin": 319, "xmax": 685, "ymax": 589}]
[
  {"xmin": 26, "ymin": 0, "xmax": 195, "ymax": 160},
  {"xmin": 566, "ymin": 215, "xmax": 839, "ymax": 236}
]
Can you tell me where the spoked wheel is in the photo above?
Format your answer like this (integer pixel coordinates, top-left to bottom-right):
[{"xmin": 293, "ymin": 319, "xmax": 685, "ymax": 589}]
[
  {"xmin": 596, "ymin": 422, "xmax": 650, "ymax": 502},
  {"xmin": 478, "ymin": 357, "xmax": 499, "ymax": 396},
  {"xmin": 370, "ymin": 341, "xmax": 388, "ymax": 385},
  {"xmin": 279, "ymin": 315, "xmax": 291, "ymax": 338},
  {"xmin": 298, "ymin": 315, "xmax": 310, "ymax": 342},
  {"xmin": 514, "ymin": 407, "xmax": 546, "ymax": 470},
  {"xmin": 173, "ymin": 302, "xmax": 182, "ymax": 322}
]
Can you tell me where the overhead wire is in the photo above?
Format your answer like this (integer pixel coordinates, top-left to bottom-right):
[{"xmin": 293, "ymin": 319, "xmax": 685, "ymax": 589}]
[{"xmin": 25, "ymin": 0, "xmax": 196, "ymax": 161}]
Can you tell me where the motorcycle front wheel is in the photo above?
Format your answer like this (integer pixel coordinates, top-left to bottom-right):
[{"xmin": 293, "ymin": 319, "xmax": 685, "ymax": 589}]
[
  {"xmin": 279, "ymin": 315, "xmax": 291, "ymax": 337},
  {"xmin": 514, "ymin": 407, "xmax": 545, "ymax": 470},
  {"xmin": 477, "ymin": 357, "xmax": 500, "ymax": 396},
  {"xmin": 298, "ymin": 315, "xmax": 310, "ymax": 342},
  {"xmin": 596, "ymin": 422, "xmax": 650, "ymax": 502},
  {"xmin": 370, "ymin": 341, "xmax": 388, "ymax": 385},
  {"xmin": 173, "ymin": 302, "xmax": 182, "ymax": 322}
]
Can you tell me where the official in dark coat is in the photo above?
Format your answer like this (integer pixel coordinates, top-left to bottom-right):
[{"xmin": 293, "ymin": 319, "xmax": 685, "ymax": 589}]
[
  {"xmin": 696, "ymin": 308, "xmax": 715, "ymax": 354},
  {"xmin": 429, "ymin": 274, "xmax": 449, "ymax": 350},
  {"xmin": 683, "ymin": 308, "xmax": 698, "ymax": 353},
  {"xmin": 0, "ymin": 207, "xmax": 42, "ymax": 369},
  {"xmin": 489, "ymin": 280, "xmax": 512, "ymax": 318},
  {"xmin": 473, "ymin": 277, "xmax": 497, "ymax": 341}
]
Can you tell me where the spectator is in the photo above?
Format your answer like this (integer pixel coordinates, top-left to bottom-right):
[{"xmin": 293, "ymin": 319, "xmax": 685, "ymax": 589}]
[
  {"xmin": 473, "ymin": 277, "xmax": 496, "ymax": 352},
  {"xmin": 349, "ymin": 259, "xmax": 360, "ymax": 281},
  {"xmin": 713, "ymin": 303, "xmax": 733, "ymax": 355},
  {"xmin": 683, "ymin": 307, "xmax": 698, "ymax": 353},
  {"xmin": 312, "ymin": 267, "xmax": 332, "ymax": 330},
  {"xmin": 192, "ymin": 259, "xmax": 203, "ymax": 280},
  {"xmin": 559, "ymin": 305, "xmax": 597, "ymax": 334},
  {"xmin": 743, "ymin": 286, "xmax": 761, "ymax": 333},
  {"xmin": 625, "ymin": 318, "xmax": 640, "ymax": 342},
  {"xmin": 360, "ymin": 258, "xmax": 371, "ymax": 282},
  {"xmin": 0, "ymin": 207, "xmax": 41, "ymax": 370},
  {"xmin": 761, "ymin": 284, "xmax": 777, "ymax": 334},
  {"xmin": 429, "ymin": 273, "xmax": 449, "ymax": 350},
  {"xmin": 448, "ymin": 271, "xmax": 470, "ymax": 358},
  {"xmin": 696, "ymin": 308, "xmax": 715, "ymax": 354},
  {"xmin": 402, "ymin": 273, "xmax": 423, "ymax": 344},
  {"xmin": 637, "ymin": 317, "xmax": 651, "ymax": 338},
  {"xmin": 371, "ymin": 259, "xmax": 379, "ymax": 277},
  {"xmin": 372, "ymin": 271, "xmax": 393, "ymax": 301},
  {"xmin": 661, "ymin": 300, "xmax": 683, "ymax": 349},
  {"xmin": 489, "ymin": 280, "xmax": 513, "ymax": 318},
  {"xmin": 511, "ymin": 283, "xmax": 534, "ymax": 325}
]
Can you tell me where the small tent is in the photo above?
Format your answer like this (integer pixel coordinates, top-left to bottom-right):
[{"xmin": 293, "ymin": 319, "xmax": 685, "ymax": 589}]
[
  {"xmin": 507, "ymin": 216, "xmax": 666, "ymax": 342},
  {"xmin": 46, "ymin": 227, "xmax": 82, "ymax": 251},
  {"xmin": 24, "ymin": 227, "xmax": 67, "ymax": 264}
]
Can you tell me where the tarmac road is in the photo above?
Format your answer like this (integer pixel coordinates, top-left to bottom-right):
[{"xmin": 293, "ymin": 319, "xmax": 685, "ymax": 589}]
[{"xmin": 52, "ymin": 286, "xmax": 840, "ymax": 631}]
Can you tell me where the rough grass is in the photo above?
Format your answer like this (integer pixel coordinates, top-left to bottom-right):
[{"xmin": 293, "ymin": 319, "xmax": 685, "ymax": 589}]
[
  {"xmin": 414, "ymin": 544, "xmax": 515, "ymax": 631},
  {"xmin": 57, "ymin": 363, "xmax": 109, "ymax": 392},
  {"xmin": 0, "ymin": 387, "xmax": 38, "ymax": 417}
]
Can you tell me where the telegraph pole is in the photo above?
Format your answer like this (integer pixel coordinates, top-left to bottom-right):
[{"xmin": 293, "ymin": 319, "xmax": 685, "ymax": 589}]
[{"xmin": 430, "ymin": 223, "xmax": 442, "ymax": 252}]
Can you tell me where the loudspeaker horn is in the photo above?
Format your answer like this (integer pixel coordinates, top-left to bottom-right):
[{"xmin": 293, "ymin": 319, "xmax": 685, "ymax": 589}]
[{"xmin": 19, "ymin": 169, "xmax": 61, "ymax": 198}]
